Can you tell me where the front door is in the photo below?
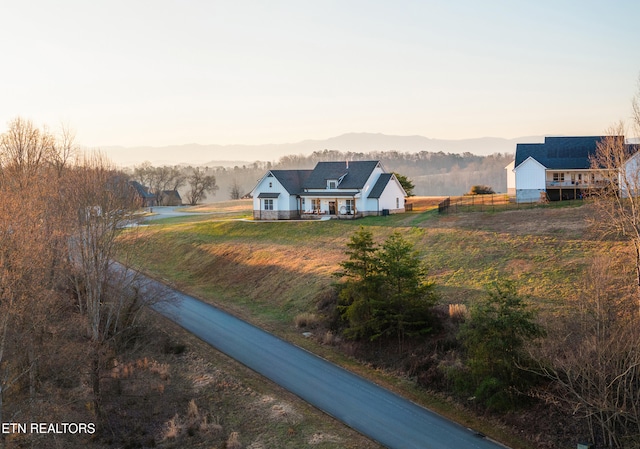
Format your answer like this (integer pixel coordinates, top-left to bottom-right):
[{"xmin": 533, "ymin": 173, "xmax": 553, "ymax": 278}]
[{"xmin": 329, "ymin": 201, "xmax": 336, "ymax": 215}]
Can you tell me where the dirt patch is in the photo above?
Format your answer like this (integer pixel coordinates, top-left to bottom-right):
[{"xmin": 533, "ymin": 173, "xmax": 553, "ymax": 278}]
[{"xmin": 308, "ymin": 432, "xmax": 343, "ymax": 445}]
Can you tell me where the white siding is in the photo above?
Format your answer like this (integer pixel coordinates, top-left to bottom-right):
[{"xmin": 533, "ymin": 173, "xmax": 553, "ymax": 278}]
[
  {"xmin": 377, "ymin": 179, "xmax": 405, "ymax": 212},
  {"xmin": 361, "ymin": 165, "xmax": 384, "ymax": 198},
  {"xmin": 514, "ymin": 158, "xmax": 546, "ymax": 190},
  {"xmin": 505, "ymin": 160, "xmax": 516, "ymax": 195},
  {"xmin": 514, "ymin": 158, "xmax": 547, "ymax": 203},
  {"xmin": 622, "ymin": 153, "xmax": 640, "ymax": 198},
  {"xmin": 251, "ymin": 174, "xmax": 295, "ymax": 211}
]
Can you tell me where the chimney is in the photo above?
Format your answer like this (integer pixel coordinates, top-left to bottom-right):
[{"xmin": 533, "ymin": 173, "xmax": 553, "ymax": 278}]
[{"xmin": 346, "ymin": 160, "xmax": 349, "ymax": 169}]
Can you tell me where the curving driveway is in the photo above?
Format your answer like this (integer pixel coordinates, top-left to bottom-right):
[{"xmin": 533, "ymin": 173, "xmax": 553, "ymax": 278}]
[{"xmin": 143, "ymin": 276, "xmax": 510, "ymax": 449}]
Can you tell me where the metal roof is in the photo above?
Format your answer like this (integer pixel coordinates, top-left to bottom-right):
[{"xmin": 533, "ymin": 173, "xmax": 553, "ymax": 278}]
[{"xmin": 257, "ymin": 192, "xmax": 280, "ymax": 198}]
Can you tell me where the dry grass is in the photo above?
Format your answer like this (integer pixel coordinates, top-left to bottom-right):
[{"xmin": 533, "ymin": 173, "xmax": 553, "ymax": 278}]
[
  {"xmin": 405, "ymin": 196, "xmax": 448, "ymax": 211},
  {"xmin": 294, "ymin": 312, "xmax": 319, "ymax": 329},
  {"xmin": 181, "ymin": 199, "xmax": 252, "ymax": 215},
  {"xmin": 226, "ymin": 431, "xmax": 242, "ymax": 449},
  {"xmin": 448, "ymin": 304, "xmax": 469, "ymax": 321}
]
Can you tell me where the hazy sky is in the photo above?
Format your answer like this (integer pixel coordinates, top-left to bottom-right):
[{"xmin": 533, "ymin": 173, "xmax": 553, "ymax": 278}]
[{"xmin": 1, "ymin": 0, "xmax": 639, "ymax": 147}]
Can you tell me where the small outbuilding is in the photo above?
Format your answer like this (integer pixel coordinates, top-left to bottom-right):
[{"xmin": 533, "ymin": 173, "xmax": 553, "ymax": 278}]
[{"xmin": 159, "ymin": 190, "xmax": 182, "ymax": 206}]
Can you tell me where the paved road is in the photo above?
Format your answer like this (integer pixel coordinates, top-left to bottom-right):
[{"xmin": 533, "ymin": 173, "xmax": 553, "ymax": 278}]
[
  {"xmin": 147, "ymin": 278, "xmax": 509, "ymax": 449},
  {"xmin": 142, "ymin": 206, "xmax": 213, "ymax": 221}
]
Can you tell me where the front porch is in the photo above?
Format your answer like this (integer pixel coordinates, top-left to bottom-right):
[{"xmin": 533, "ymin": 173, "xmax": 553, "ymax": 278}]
[
  {"xmin": 300, "ymin": 210, "xmax": 362, "ymax": 220},
  {"xmin": 299, "ymin": 195, "xmax": 358, "ymax": 219}
]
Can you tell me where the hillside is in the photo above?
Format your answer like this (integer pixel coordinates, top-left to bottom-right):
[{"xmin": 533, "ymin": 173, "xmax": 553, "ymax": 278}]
[
  {"xmin": 100, "ymin": 132, "xmax": 537, "ymax": 166},
  {"xmin": 125, "ymin": 199, "xmax": 617, "ymax": 449}
]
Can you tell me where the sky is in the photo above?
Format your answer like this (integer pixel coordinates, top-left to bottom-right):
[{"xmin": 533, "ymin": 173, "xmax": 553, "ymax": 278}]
[{"xmin": 1, "ymin": 0, "xmax": 639, "ymax": 148}]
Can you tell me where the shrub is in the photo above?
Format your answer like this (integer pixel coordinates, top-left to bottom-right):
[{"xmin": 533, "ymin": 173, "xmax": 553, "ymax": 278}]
[{"xmin": 468, "ymin": 185, "xmax": 495, "ymax": 195}]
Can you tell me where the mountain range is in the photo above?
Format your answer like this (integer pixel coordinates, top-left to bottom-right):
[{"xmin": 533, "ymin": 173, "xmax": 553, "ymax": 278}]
[{"xmin": 97, "ymin": 133, "xmax": 544, "ymax": 167}]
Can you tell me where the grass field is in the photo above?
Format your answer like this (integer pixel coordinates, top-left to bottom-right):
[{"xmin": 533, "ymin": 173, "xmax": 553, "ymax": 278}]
[
  {"xmin": 131, "ymin": 198, "xmax": 602, "ymax": 320},
  {"xmin": 125, "ymin": 198, "xmax": 623, "ymax": 449}
]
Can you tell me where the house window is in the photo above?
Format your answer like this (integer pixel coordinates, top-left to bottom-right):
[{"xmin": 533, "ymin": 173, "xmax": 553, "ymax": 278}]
[
  {"xmin": 328, "ymin": 181, "xmax": 336, "ymax": 189},
  {"xmin": 264, "ymin": 199, "xmax": 273, "ymax": 210},
  {"xmin": 553, "ymin": 172, "xmax": 565, "ymax": 182},
  {"xmin": 311, "ymin": 199, "xmax": 320, "ymax": 211},
  {"xmin": 301, "ymin": 198, "xmax": 305, "ymax": 209},
  {"xmin": 345, "ymin": 199, "xmax": 354, "ymax": 213},
  {"xmin": 396, "ymin": 198, "xmax": 400, "ymax": 208}
]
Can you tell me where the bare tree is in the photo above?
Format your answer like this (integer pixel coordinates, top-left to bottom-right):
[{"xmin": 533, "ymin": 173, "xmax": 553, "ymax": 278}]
[
  {"xmin": 133, "ymin": 161, "xmax": 154, "ymax": 188},
  {"xmin": 186, "ymin": 166, "xmax": 218, "ymax": 205},
  {"xmin": 133, "ymin": 163, "xmax": 186, "ymax": 203},
  {"xmin": 532, "ymin": 258, "xmax": 640, "ymax": 448},
  {"xmin": 229, "ymin": 178, "xmax": 242, "ymax": 200},
  {"xmin": 534, "ymin": 80, "xmax": 640, "ymax": 448},
  {"xmin": 0, "ymin": 117, "xmax": 54, "ymax": 188},
  {"xmin": 50, "ymin": 122, "xmax": 78, "ymax": 177},
  {"xmin": 68, "ymin": 153, "xmax": 148, "ymax": 415},
  {"xmin": 0, "ymin": 119, "xmax": 70, "ymax": 446},
  {"xmin": 588, "ymin": 122, "xmax": 640, "ymax": 310}
]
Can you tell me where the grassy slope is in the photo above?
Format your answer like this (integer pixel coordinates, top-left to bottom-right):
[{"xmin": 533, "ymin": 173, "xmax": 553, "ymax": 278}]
[{"xmin": 125, "ymin": 199, "xmax": 617, "ymax": 449}]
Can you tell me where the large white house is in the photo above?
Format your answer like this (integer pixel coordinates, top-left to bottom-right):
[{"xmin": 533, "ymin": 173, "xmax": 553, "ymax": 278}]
[
  {"xmin": 509, "ymin": 136, "xmax": 639, "ymax": 203},
  {"xmin": 250, "ymin": 161, "xmax": 407, "ymax": 220}
]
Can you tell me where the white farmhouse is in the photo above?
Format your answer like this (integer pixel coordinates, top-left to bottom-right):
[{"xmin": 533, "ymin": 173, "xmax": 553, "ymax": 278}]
[
  {"xmin": 510, "ymin": 136, "xmax": 637, "ymax": 203},
  {"xmin": 251, "ymin": 161, "xmax": 407, "ymax": 220}
]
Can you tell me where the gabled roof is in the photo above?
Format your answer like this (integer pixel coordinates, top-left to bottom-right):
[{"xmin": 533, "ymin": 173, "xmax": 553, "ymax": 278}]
[
  {"xmin": 302, "ymin": 161, "xmax": 380, "ymax": 189},
  {"xmin": 269, "ymin": 170, "xmax": 313, "ymax": 194},
  {"xmin": 161, "ymin": 190, "xmax": 182, "ymax": 199},
  {"xmin": 368, "ymin": 173, "xmax": 393, "ymax": 198},
  {"xmin": 514, "ymin": 136, "xmax": 625, "ymax": 170},
  {"xmin": 129, "ymin": 180, "xmax": 155, "ymax": 198}
]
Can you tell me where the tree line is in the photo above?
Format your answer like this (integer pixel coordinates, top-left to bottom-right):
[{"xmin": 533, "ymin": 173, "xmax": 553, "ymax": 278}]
[
  {"xmin": 129, "ymin": 150, "xmax": 511, "ymax": 205},
  {"xmin": 131, "ymin": 162, "xmax": 219, "ymax": 205},
  {"xmin": 0, "ymin": 118, "xmax": 161, "ymax": 448}
]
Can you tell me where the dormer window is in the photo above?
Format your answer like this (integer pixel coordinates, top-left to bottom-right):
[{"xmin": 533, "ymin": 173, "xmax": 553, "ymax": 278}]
[{"xmin": 328, "ymin": 180, "xmax": 337, "ymax": 189}]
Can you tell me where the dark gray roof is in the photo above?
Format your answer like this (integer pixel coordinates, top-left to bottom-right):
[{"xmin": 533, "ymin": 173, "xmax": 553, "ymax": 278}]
[
  {"xmin": 514, "ymin": 136, "xmax": 625, "ymax": 169},
  {"xmin": 162, "ymin": 190, "xmax": 181, "ymax": 199},
  {"xmin": 270, "ymin": 170, "xmax": 313, "ymax": 194},
  {"xmin": 368, "ymin": 173, "xmax": 392, "ymax": 199},
  {"xmin": 257, "ymin": 192, "xmax": 280, "ymax": 198},
  {"xmin": 299, "ymin": 191, "xmax": 359, "ymax": 197},
  {"xmin": 302, "ymin": 161, "xmax": 380, "ymax": 189},
  {"xmin": 129, "ymin": 180, "xmax": 155, "ymax": 198}
]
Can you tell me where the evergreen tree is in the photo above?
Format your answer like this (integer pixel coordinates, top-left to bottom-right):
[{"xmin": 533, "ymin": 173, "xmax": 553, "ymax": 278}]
[
  {"xmin": 374, "ymin": 232, "xmax": 438, "ymax": 349},
  {"xmin": 457, "ymin": 280, "xmax": 544, "ymax": 410},
  {"xmin": 335, "ymin": 229, "xmax": 438, "ymax": 346},
  {"xmin": 335, "ymin": 227, "xmax": 380, "ymax": 339}
]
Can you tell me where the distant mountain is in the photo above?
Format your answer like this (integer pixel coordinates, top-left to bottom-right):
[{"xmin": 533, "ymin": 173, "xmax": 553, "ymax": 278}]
[{"xmin": 96, "ymin": 133, "xmax": 545, "ymax": 167}]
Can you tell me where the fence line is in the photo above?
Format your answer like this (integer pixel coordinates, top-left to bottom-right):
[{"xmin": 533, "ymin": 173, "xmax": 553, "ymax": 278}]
[{"xmin": 435, "ymin": 194, "xmax": 582, "ymax": 214}]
